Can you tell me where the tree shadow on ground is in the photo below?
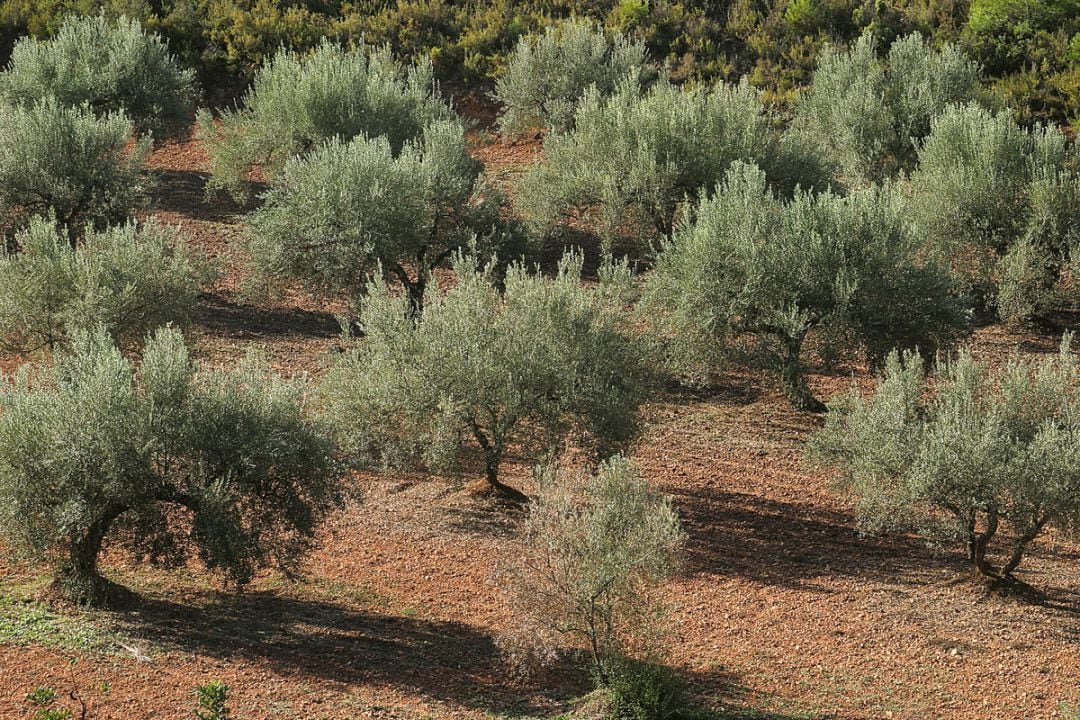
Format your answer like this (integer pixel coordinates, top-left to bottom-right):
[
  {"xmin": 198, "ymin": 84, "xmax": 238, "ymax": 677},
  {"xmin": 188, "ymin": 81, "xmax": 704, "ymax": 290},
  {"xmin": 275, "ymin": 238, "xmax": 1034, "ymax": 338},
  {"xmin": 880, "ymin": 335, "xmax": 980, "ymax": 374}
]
[
  {"xmin": 674, "ymin": 484, "xmax": 968, "ymax": 591},
  {"xmin": 112, "ymin": 589, "xmax": 584, "ymax": 717},
  {"xmin": 149, "ymin": 169, "xmax": 260, "ymax": 222},
  {"xmin": 194, "ymin": 293, "xmax": 342, "ymax": 342},
  {"xmin": 673, "ymin": 483, "xmax": 1080, "ymax": 625}
]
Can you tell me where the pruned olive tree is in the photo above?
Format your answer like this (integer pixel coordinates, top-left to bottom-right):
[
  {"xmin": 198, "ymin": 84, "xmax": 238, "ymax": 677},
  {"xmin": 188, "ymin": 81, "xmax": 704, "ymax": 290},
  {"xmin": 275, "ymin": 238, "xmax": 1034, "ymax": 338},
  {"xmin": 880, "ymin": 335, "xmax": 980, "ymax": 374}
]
[
  {"xmin": 0, "ymin": 326, "xmax": 340, "ymax": 606},
  {"xmin": 247, "ymin": 120, "xmax": 517, "ymax": 315},
  {"xmin": 0, "ymin": 97, "xmax": 150, "ymax": 241},
  {"xmin": 321, "ymin": 252, "xmax": 648, "ymax": 501},
  {"xmin": 809, "ymin": 337, "xmax": 1080, "ymax": 583},
  {"xmin": 501, "ymin": 456, "xmax": 685, "ymax": 685},
  {"xmin": 0, "ymin": 216, "xmax": 206, "ymax": 354},
  {"xmin": 793, "ymin": 32, "xmax": 981, "ymax": 185},
  {"xmin": 0, "ymin": 14, "xmax": 197, "ymax": 139},
  {"xmin": 910, "ymin": 103, "xmax": 1080, "ymax": 319},
  {"xmin": 199, "ymin": 41, "xmax": 455, "ymax": 202},
  {"xmin": 494, "ymin": 18, "xmax": 653, "ymax": 136},
  {"xmin": 641, "ymin": 162, "xmax": 969, "ymax": 411},
  {"xmin": 517, "ymin": 77, "xmax": 828, "ymax": 248}
]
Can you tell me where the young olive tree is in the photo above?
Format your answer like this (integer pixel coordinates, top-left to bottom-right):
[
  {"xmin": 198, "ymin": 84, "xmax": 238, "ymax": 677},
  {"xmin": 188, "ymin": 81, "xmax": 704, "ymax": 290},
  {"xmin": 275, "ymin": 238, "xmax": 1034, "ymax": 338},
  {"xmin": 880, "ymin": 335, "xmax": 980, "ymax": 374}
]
[
  {"xmin": 321, "ymin": 252, "xmax": 648, "ymax": 501},
  {"xmin": 810, "ymin": 337, "xmax": 1080, "ymax": 582},
  {"xmin": 0, "ymin": 14, "xmax": 197, "ymax": 139},
  {"xmin": 0, "ymin": 327, "xmax": 340, "ymax": 606},
  {"xmin": 501, "ymin": 456, "xmax": 685, "ymax": 684},
  {"xmin": 641, "ymin": 162, "xmax": 968, "ymax": 411},
  {"xmin": 0, "ymin": 97, "xmax": 150, "ymax": 240},
  {"xmin": 199, "ymin": 41, "xmax": 455, "ymax": 202},
  {"xmin": 793, "ymin": 32, "xmax": 981, "ymax": 185},
  {"xmin": 518, "ymin": 77, "xmax": 825, "ymax": 247},
  {"xmin": 0, "ymin": 217, "xmax": 205, "ymax": 354},
  {"xmin": 247, "ymin": 120, "xmax": 514, "ymax": 315},
  {"xmin": 911, "ymin": 103, "xmax": 1080, "ymax": 318},
  {"xmin": 494, "ymin": 18, "xmax": 653, "ymax": 136}
]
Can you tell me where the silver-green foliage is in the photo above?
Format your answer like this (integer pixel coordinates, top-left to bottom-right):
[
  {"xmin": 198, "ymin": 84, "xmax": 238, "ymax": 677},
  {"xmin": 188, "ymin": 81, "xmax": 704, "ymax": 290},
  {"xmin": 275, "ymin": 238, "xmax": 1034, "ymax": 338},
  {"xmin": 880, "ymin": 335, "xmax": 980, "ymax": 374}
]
[
  {"xmin": 911, "ymin": 103, "xmax": 1080, "ymax": 318},
  {"xmin": 199, "ymin": 41, "xmax": 455, "ymax": 202},
  {"xmin": 809, "ymin": 337, "xmax": 1080, "ymax": 581},
  {"xmin": 0, "ymin": 14, "xmax": 196, "ymax": 139},
  {"xmin": 642, "ymin": 161, "xmax": 968, "ymax": 411},
  {"xmin": 321, "ymin": 252, "xmax": 648, "ymax": 499},
  {"xmin": 495, "ymin": 18, "xmax": 652, "ymax": 136},
  {"xmin": 0, "ymin": 327, "xmax": 340, "ymax": 606},
  {"xmin": 248, "ymin": 120, "xmax": 508, "ymax": 311},
  {"xmin": 793, "ymin": 32, "xmax": 981, "ymax": 184},
  {"xmin": 518, "ymin": 77, "xmax": 823, "ymax": 245},
  {"xmin": 503, "ymin": 456, "xmax": 684, "ymax": 681},
  {"xmin": 0, "ymin": 217, "xmax": 205, "ymax": 354},
  {"xmin": 518, "ymin": 77, "xmax": 767, "ymax": 242},
  {"xmin": 0, "ymin": 97, "xmax": 150, "ymax": 238}
]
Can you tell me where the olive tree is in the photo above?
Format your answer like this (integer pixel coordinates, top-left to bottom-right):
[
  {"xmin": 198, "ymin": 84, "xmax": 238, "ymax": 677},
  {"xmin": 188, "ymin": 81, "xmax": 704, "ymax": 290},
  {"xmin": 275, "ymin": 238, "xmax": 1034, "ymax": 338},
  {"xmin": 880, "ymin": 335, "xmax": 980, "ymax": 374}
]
[
  {"xmin": 247, "ymin": 120, "xmax": 515, "ymax": 315},
  {"xmin": 501, "ymin": 456, "xmax": 685, "ymax": 684},
  {"xmin": 0, "ymin": 14, "xmax": 196, "ymax": 139},
  {"xmin": 793, "ymin": 32, "xmax": 981, "ymax": 185},
  {"xmin": 641, "ymin": 162, "xmax": 968, "ymax": 411},
  {"xmin": 321, "ymin": 252, "xmax": 648, "ymax": 501},
  {"xmin": 0, "ymin": 326, "xmax": 340, "ymax": 606},
  {"xmin": 0, "ymin": 97, "xmax": 150, "ymax": 240},
  {"xmin": 911, "ymin": 103, "xmax": 1080, "ymax": 319},
  {"xmin": 0, "ymin": 217, "xmax": 205, "ymax": 354},
  {"xmin": 199, "ymin": 41, "xmax": 455, "ymax": 202},
  {"xmin": 810, "ymin": 337, "xmax": 1080, "ymax": 582},
  {"xmin": 494, "ymin": 18, "xmax": 653, "ymax": 136},
  {"xmin": 518, "ymin": 77, "xmax": 827, "ymax": 247}
]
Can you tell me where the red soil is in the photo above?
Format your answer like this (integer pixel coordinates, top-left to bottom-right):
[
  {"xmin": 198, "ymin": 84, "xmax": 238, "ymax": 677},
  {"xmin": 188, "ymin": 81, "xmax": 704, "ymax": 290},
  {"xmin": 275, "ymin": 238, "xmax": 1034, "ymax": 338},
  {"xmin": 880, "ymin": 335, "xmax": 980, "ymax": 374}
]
[{"xmin": 1, "ymin": 125, "xmax": 1079, "ymax": 720}]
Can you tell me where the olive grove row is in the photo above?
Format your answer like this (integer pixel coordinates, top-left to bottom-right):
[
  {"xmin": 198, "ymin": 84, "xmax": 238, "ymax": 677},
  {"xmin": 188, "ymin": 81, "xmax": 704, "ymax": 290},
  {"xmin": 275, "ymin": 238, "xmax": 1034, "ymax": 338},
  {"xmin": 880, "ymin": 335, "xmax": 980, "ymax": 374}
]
[{"xmin": 0, "ymin": 15, "xmax": 1078, "ymax": 704}]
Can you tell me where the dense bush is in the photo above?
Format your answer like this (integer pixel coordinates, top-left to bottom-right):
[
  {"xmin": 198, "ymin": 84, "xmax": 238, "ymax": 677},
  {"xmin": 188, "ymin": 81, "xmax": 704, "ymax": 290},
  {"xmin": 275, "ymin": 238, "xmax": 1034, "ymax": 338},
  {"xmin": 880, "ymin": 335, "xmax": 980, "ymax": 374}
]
[
  {"xmin": 321, "ymin": 252, "xmax": 648, "ymax": 501},
  {"xmin": 494, "ymin": 17, "xmax": 652, "ymax": 136},
  {"xmin": 0, "ymin": 326, "xmax": 340, "ymax": 606},
  {"xmin": 0, "ymin": 97, "xmax": 150, "ymax": 240},
  {"xmin": 642, "ymin": 161, "xmax": 968, "ymax": 411},
  {"xmin": 199, "ymin": 40, "xmax": 455, "ymax": 202},
  {"xmin": 501, "ymin": 456, "xmax": 685, "ymax": 687},
  {"xmin": 517, "ymin": 77, "xmax": 823, "ymax": 247},
  {"xmin": 0, "ymin": 217, "xmax": 204, "ymax": 354},
  {"xmin": 810, "ymin": 337, "xmax": 1080, "ymax": 581},
  {"xmin": 910, "ymin": 103, "xmax": 1080, "ymax": 318},
  {"xmin": 0, "ymin": 14, "xmax": 196, "ymax": 138},
  {"xmin": 792, "ymin": 32, "xmax": 981, "ymax": 184}
]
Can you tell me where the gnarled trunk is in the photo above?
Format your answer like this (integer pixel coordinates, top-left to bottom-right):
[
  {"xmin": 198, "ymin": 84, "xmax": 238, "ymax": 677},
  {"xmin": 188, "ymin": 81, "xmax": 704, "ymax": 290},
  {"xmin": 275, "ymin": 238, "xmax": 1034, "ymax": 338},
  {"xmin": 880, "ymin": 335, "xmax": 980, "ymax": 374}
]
[
  {"xmin": 55, "ymin": 504, "xmax": 129, "ymax": 607},
  {"xmin": 964, "ymin": 506, "xmax": 999, "ymax": 578},
  {"xmin": 780, "ymin": 333, "xmax": 825, "ymax": 413}
]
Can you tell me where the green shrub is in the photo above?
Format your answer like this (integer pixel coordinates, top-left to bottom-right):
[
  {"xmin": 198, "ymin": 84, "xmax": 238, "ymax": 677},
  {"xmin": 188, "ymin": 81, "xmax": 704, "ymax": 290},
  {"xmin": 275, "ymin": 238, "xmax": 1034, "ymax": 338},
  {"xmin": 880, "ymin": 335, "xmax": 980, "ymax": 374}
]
[
  {"xmin": 810, "ymin": 336, "xmax": 1080, "ymax": 581},
  {"xmin": 604, "ymin": 655, "xmax": 687, "ymax": 720},
  {"xmin": 247, "ymin": 119, "xmax": 516, "ymax": 315},
  {"xmin": 494, "ymin": 17, "xmax": 653, "ymax": 136},
  {"xmin": 321, "ymin": 252, "xmax": 648, "ymax": 500},
  {"xmin": 642, "ymin": 161, "xmax": 968, "ymax": 411},
  {"xmin": 792, "ymin": 32, "xmax": 981, "ymax": 184},
  {"xmin": 198, "ymin": 40, "xmax": 455, "ymax": 202},
  {"xmin": 517, "ymin": 77, "xmax": 777, "ymax": 245},
  {"xmin": 910, "ymin": 103, "xmax": 1080, "ymax": 317},
  {"xmin": 0, "ymin": 14, "xmax": 196, "ymax": 138},
  {"xmin": 195, "ymin": 681, "xmax": 230, "ymax": 720},
  {"xmin": 501, "ymin": 456, "xmax": 685, "ymax": 685},
  {"xmin": 965, "ymin": 0, "xmax": 1080, "ymax": 75},
  {"xmin": 0, "ymin": 326, "xmax": 340, "ymax": 606},
  {"xmin": 0, "ymin": 96, "xmax": 150, "ymax": 239},
  {"xmin": 0, "ymin": 216, "xmax": 204, "ymax": 354}
]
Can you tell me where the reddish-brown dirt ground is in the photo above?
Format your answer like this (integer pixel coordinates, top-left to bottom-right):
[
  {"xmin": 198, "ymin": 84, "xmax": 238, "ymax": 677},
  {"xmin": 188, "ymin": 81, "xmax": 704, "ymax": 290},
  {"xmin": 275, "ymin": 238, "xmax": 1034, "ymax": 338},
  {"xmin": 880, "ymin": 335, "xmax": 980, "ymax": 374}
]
[{"xmin": 2, "ymin": 115, "xmax": 1080, "ymax": 720}]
